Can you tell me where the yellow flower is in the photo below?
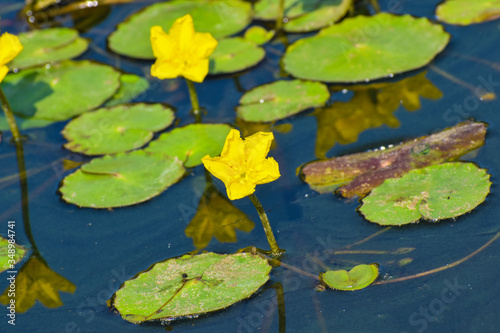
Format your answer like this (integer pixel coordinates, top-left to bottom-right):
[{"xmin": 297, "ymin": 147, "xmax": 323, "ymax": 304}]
[
  {"xmin": 202, "ymin": 129, "xmax": 280, "ymax": 200},
  {"xmin": 0, "ymin": 32, "xmax": 23, "ymax": 83},
  {"xmin": 150, "ymin": 14, "xmax": 218, "ymax": 83}
]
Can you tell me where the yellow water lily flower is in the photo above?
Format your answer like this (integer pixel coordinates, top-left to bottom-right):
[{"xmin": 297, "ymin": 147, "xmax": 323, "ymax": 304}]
[
  {"xmin": 150, "ymin": 14, "xmax": 218, "ymax": 83},
  {"xmin": 202, "ymin": 129, "xmax": 280, "ymax": 200},
  {"xmin": 0, "ymin": 32, "xmax": 23, "ymax": 83}
]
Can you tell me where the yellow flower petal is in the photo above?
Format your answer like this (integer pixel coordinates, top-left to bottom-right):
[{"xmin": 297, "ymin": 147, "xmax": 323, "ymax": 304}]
[
  {"xmin": 0, "ymin": 32, "xmax": 23, "ymax": 66},
  {"xmin": 0, "ymin": 65, "xmax": 8, "ymax": 83},
  {"xmin": 191, "ymin": 32, "xmax": 218, "ymax": 59},
  {"xmin": 251, "ymin": 157, "xmax": 281, "ymax": 184},
  {"xmin": 201, "ymin": 155, "xmax": 238, "ymax": 186},
  {"xmin": 244, "ymin": 131, "xmax": 274, "ymax": 168},
  {"xmin": 168, "ymin": 14, "xmax": 196, "ymax": 55},
  {"xmin": 150, "ymin": 26, "xmax": 177, "ymax": 60},
  {"xmin": 151, "ymin": 59, "xmax": 182, "ymax": 80},
  {"xmin": 227, "ymin": 178, "xmax": 256, "ymax": 200},
  {"xmin": 182, "ymin": 58, "xmax": 209, "ymax": 83}
]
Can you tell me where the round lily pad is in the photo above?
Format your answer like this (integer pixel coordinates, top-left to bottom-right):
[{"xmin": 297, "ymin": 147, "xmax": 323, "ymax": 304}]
[
  {"xmin": 1, "ymin": 60, "xmax": 121, "ymax": 121},
  {"xmin": 254, "ymin": 0, "xmax": 352, "ymax": 32},
  {"xmin": 320, "ymin": 264, "xmax": 379, "ymax": 291},
  {"xmin": 243, "ymin": 26, "xmax": 275, "ymax": 45},
  {"xmin": 105, "ymin": 74, "xmax": 150, "ymax": 107},
  {"xmin": 60, "ymin": 150, "xmax": 185, "ymax": 208},
  {"xmin": 359, "ymin": 163, "xmax": 492, "ymax": 226},
  {"xmin": 62, "ymin": 103, "xmax": 175, "ymax": 155},
  {"xmin": 145, "ymin": 123, "xmax": 232, "ymax": 167},
  {"xmin": 0, "ymin": 236, "xmax": 27, "ymax": 274},
  {"xmin": 283, "ymin": 13, "xmax": 450, "ymax": 82},
  {"xmin": 436, "ymin": 0, "xmax": 500, "ymax": 25},
  {"xmin": 236, "ymin": 80, "xmax": 330, "ymax": 122},
  {"xmin": 209, "ymin": 38, "xmax": 265, "ymax": 74},
  {"xmin": 8, "ymin": 28, "xmax": 89, "ymax": 70},
  {"xmin": 108, "ymin": 0, "xmax": 252, "ymax": 59},
  {"xmin": 112, "ymin": 252, "xmax": 271, "ymax": 323}
]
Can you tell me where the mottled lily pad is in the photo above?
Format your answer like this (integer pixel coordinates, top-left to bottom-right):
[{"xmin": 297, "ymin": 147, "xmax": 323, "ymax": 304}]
[
  {"xmin": 283, "ymin": 13, "xmax": 450, "ymax": 82},
  {"xmin": 108, "ymin": 0, "xmax": 252, "ymax": 59},
  {"xmin": 60, "ymin": 150, "xmax": 185, "ymax": 208},
  {"xmin": 255, "ymin": 0, "xmax": 352, "ymax": 32},
  {"xmin": 359, "ymin": 163, "xmax": 491, "ymax": 225},
  {"xmin": 436, "ymin": 0, "xmax": 500, "ymax": 25},
  {"xmin": 1, "ymin": 60, "xmax": 121, "ymax": 121},
  {"xmin": 209, "ymin": 38, "xmax": 265, "ymax": 74},
  {"xmin": 0, "ymin": 236, "xmax": 28, "ymax": 273},
  {"xmin": 111, "ymin": 252, "xmax": 271, "ymax": 323},
  {"xmin": 145, "ymin": 124, "xmax": 232, "ymax": 167},
  {"xmin": 243, "ymin": 26, "xmax": 275, "ymax": 45},
  {"xmin": 62, "ymin": 103, "xmax": 174, "ymax": 155},
  {"xmin": 236, "ymin": 80, "xmax": 330, "ymax": 122},
  {"xmin": 105, "ymin": 74, "xmax": 150, "ymax": 107},
  {"xmin": 8, "ymin": 28, "xmax": 89, "ymax": 70},
  {"xmin": 321, "ymin": 264, "xmax": 379, "ymax": 291}
]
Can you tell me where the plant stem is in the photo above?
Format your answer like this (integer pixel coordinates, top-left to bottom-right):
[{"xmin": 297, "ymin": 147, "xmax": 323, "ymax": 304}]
[
  {"xmin": 0, "ymin": 87, "xmax": 21, "ymax": 142},
  {"xmin": 370, "ymin": 0, "xmax": 380, "ymax": 13},
  {"xmin": 249, "ymin": 193, "xmax": 282, "ymax": 258},
  {"xmin": 185, "ymin": 78, "xmax": 202, "ymax": 123},
  {"xmin": 276, "ymin": 0, "xmax": 285, "ymax": 30}
]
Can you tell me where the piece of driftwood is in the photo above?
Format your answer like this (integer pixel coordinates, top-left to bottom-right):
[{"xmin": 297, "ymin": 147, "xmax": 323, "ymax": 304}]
[{"xmin": 301, "ymin": 121, "xmax": 486, "ymax": 198}]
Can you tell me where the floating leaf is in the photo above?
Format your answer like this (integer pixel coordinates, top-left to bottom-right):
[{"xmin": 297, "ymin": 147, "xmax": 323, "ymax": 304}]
[
  {"xmin": 283, "ymin": 13, "xmax": 450, "ymax": 82},
  {"xmin": 236, "ymin": 80, "xmax": 330, "ymax": 122},
  {"xmin": 436, "ymin": 0, "xmax": 500, "ymax": 25},
  {"xmin": 60, "ymin": 150, "xmax": 185, "ymax": 208},
  {"xmin": 185, "ymin": 186, "xmax": 254, "ymax": 249},
  {"xmin": 62, "ymin": 103, "xmax": 174, "ymax": 155},
  {"xmin": 145, "ymin": 124, "xmax": 232, "ymax": 167},
  {"xmin": 209, "ymin": 38, "xmax": 265, "ymax": 74},
  {"xmin": 254, "ymin": 0, "xmax": 352, "ymax": 32},
  {"xmin": 302, "ymin": 121, "xmax": 486, "ymax": 197},
  {"xmin": 0, "ymin": 236, "xmax": 27, "ymax": 273},
  {"xmin": 108, "ymin": 0, "xmax": 252, "ymax": 59},
  {"xmin": 243, "ymin": 26, "xmax": 275, "ymax": 45},
  {"xmin": 7, "ymin": 28, "xmax": 89, "ymax": 70},
  {"xmin": 1, "ymin": 60, "xmax": 121, "ymax": 121},
  {"xmin": 359, "ymin": 163, "xmax": 491, "ymax": 225},
  {"xmin": 321, "ymin": 264, "xmax": 379, "ymax": 291},
  {"xmin": 314, "ymin": 71, "xmax": 442, "ymax": 158},
  {"xmin": 104, "ymin": 74, "xmax": 150, "ymax": 107},
  {"xmin": 111, "ymin": 252, "xmax": 271, "ymax": 323}
]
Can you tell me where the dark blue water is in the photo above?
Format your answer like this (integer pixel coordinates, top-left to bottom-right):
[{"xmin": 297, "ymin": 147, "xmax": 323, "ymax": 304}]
[{"xmin": 1, "ymin": 0, "xmax": 500, "ymax": 332}]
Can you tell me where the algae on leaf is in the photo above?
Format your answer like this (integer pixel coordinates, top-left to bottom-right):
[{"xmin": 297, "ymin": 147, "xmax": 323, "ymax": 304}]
[
  {"xmin": 111, "ymin": 252, "xmax": 271, "ymax": 323},
  {"xmin": 359, "ymin": 163, "xmax": 491, "ymax": 226}
]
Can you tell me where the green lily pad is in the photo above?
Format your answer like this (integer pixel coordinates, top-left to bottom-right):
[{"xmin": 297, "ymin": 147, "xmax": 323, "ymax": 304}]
[
  {"xmin": 209, "ymin": 38, "xmax": 265, "ymax": 74},
  {"xmin": 62, "ymin": 103, "xmax": 175, "ymax": 155},
  {"xmin": 359, "ymin": 163, "xmax": 491, "ymax": 226},
  {"xmin": 8, "ymin": 28, "xmax": 89, "ymax": 70},
  {"xmin": 0, "ymin": 236, "xmax": 28, "ymax": 274},
  {"xmin": 1, "ymin": 60, "xmax": 121, "ymax": 121},
  {"xmin": 236, "ymin": 80, "xmax": 330, "ymax": 122},
  {"xmin": 283, "ymin": 13, "xmax": 450, "ymax": 82},
  {"xmin": 145, "ymin": 123, "xmax": 232, "ymax": 167},
  {"xmin": 243, "ymin": 26, "xmax": 275, "ymax": 45},
  {"xmin": 436, "ymin": 0, "xmax": 500, "ymax": 25},
  {"xmin": 255, "ymin": 0, "xmax": 352, "ymax": 32},
  {"xmin": 105, "ymin": 74, "xmax": 150, "ymax": 107},
  {"xmin": 108, "ymin": 0, "xmax": 252, "ymax": 59},
  {"xmin": 111, "ymin": 252, "xmax": 271, "ymax": 323},
  {"xmin": 60, "ymin": 150, "xmax": 185, "ymax": 208},
  {"xmin": 321, "ymin": 264, "xmax": 379, "ymax": 291}
]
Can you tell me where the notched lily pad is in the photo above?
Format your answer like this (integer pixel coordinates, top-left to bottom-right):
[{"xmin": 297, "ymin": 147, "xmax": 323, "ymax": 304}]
[
  {"xmin": 60, "ymin": 150, "xmax": 185, "ymax": 208},
  {"xmin": 436, "ymin": 0, "xmax": 500, "ymax": 25},
  {"xmin": 301, "ymin": 121, "xmax": 486, "ymax": 197},
  {"xmin": 243, "ymin": 26, "xmax": 275, "ymax": 45},
  {"xmin": 105, "ymin": 74, "xmax": 150, "ymax": 107},
  {"xmin": 321, "ymin": 264, "xmax": 379, "ymax": 291},
  {"xmin": 359, "ymin": 163, "xmax": 491, "ymax": 225},
  {"xmin": 145, "ymin": 123, "xmax": 232, "ymax": 167},
  {"xmin": 62, "ymin": 103, "xmax": 175, "ymax": 155},
  {"xmin": 0, "ymin": 236, "xmax": 28, "ymax": 273},
  {"xmin": 111, "ymin": 252, "xmax": 272, "ymax": 323},
  {"xmin": 8, "ymin": 28, "xmax": 89, "ymax": 70},
  {"xmin": 209, "ymin": 38, "xmax": 265, "ymax": 74},
  {"xmin": 1, "ymin": 60, "xmax": 121, "ymax": 121},
  {"xmin": 283, "ymin": 13, "xmax": 450, "ymax": 82},
  {"xmin": 236, "ymin": 80, "xmax": 330, "ymax": 122},
  {"xmin": 108, "ymin": 0, "xmax": 252, "ymax": 59}
]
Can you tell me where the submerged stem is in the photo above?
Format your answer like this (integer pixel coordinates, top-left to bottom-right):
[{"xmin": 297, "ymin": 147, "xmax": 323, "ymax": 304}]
[
  {"xmin": 185, "ymin": 78, "xmax": 202, "ymax": 123},
  {"xmin": 276, "ymin": 0, "xmax": 285, "ymax": 30},
  {"xmin": 0, "ymin": 87, "xmax": 21, "ymax": 142},
  {"xmin": 249, "ymin": 193, "xmax": 282, "ymax": 258}
]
